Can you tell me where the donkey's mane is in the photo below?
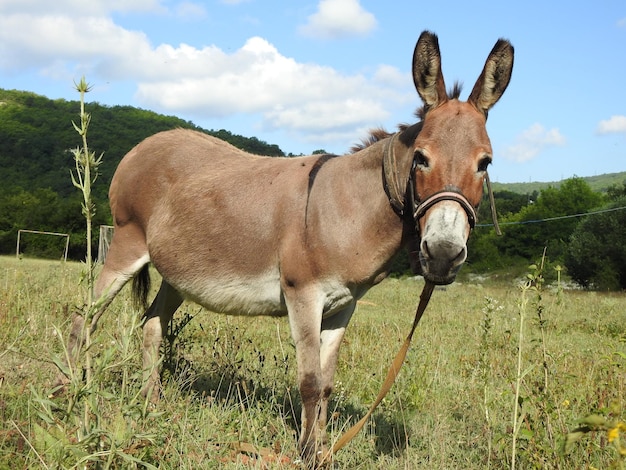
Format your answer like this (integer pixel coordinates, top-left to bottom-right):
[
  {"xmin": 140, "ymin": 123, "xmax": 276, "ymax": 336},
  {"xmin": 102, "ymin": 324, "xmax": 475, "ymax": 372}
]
[{"xmin": 350, "ymin": 82, "xmax": 463, "ymax": 154}]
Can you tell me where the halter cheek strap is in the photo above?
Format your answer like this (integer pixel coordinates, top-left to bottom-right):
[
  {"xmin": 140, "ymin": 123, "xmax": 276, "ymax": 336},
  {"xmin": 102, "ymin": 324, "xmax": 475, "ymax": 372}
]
[{"xmin": 382, "ymin": 133, "xmax": 408, "ymax": 217}]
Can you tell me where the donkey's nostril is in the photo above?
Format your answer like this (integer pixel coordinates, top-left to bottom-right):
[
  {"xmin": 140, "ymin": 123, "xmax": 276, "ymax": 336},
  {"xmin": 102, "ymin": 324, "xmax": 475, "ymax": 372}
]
[
  {"xmin": 421, "ymin": 238, "xmax": 466, "ymax": 266},
  {"xmin": 452, "ymin": 246, "xmax": 467, "ymax": 265}
]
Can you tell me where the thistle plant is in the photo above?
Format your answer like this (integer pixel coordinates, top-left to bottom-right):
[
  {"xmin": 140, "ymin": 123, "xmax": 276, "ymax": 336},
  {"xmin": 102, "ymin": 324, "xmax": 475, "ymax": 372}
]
[
  {"xmin": 68, "ymin": 77, "xmax": 104, "ymax": 436},
  {"xmin": 70, "ymin": 76, "xmax": 103, "ymax": 303},
  {"xmin": 27, "ymin": 78, "xmax": 159, "ymax": 468}
]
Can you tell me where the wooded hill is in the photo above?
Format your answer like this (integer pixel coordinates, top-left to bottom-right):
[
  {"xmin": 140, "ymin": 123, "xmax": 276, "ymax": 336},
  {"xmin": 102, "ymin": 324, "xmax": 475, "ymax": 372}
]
[
  {"xmin": 491, "ymin": 171, "xmax": 626, "ymax": 196},
  {"xmin": 0, "ymin": 88, "xmax": 284, "ymax": 201}
]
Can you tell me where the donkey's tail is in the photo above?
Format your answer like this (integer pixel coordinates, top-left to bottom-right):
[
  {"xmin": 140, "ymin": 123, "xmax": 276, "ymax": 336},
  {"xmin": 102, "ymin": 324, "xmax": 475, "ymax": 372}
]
[{"xmin": 131, "ymin": 264, "xmax": 151, "ymax": 311}]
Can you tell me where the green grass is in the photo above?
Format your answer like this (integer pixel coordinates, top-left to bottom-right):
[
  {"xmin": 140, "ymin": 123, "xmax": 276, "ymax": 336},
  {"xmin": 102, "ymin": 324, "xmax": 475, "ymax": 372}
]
[{"xmin": 1, "ymin": 256, "xmax": 625, "ymax": 468}]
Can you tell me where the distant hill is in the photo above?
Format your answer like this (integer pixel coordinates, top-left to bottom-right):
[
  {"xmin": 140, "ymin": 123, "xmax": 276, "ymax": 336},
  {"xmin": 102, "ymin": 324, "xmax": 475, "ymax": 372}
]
[
  {"xmin": 0, "ymin": 89, "xmax": 284, "ymax": 200},
  {"xmin": 491, "ymin": 172, "xmax": 626, "ymax": 195}
]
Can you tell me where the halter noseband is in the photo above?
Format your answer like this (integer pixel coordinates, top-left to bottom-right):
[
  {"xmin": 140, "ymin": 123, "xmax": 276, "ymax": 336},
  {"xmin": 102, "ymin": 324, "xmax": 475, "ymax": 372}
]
[{"xmin": 413, "ymin": 190, "xmax": 476, "ymax": 229}]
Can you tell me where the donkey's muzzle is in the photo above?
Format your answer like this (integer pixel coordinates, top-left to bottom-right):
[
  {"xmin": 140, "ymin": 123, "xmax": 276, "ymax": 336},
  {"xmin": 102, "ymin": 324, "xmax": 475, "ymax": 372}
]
[
  {"xmin": 418, "ymin": 239, "xmax": 467, "ymax": 285},
  {"xmin": 415, "ymin": 196, "xmax": 473, "ymax": 285}
]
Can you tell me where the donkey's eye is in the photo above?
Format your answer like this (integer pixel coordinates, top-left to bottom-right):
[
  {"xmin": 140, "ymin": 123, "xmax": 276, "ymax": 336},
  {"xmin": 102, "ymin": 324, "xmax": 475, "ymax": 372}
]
[
  {"xmin": 477, "ymin": 156, "xmax": 492, "ymax": 173},
  {"xmin": 414, "ymin": 150, "xmax": 429, "ymax": 168}
]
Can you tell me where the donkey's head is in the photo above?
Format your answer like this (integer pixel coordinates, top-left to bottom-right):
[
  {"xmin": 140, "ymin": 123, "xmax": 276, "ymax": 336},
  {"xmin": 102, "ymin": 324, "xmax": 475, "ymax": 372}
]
[{"xmin": 407, "ymin": 31, "xmax": 514, "ymax": 284}]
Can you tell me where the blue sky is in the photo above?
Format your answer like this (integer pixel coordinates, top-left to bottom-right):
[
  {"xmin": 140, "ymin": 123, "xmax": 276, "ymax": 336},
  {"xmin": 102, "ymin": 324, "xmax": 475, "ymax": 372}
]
[{"xmin": 1, "ymin": 0, "xmax": 625, "ymax": 183}]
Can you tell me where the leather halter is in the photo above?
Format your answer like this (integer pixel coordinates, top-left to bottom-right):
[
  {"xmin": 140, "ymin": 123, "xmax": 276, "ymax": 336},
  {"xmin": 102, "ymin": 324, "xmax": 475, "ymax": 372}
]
[{"xmin": 382, "ymin": 133, "xmax": 478, "ymax": 232}]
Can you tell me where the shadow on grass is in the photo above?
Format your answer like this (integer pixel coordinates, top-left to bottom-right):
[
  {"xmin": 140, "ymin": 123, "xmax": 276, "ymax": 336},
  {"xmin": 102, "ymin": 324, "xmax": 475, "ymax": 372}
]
[
  {"xmin": 159, "ymin": 313, "xmax": 412, "ymax": 460},
  {"xmin": 162, "ymin": 350, "xmax": 411, "ymax": 459}
]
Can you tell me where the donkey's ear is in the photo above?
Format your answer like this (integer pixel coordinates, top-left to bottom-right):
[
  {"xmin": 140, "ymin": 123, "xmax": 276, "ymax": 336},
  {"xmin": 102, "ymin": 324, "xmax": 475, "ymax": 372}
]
[
  {"xmin": 468, "ymin": 39, "xmax": 514, "ymax": 117},
  {"xmin": 412, "ymin": 31, "xmax": 448, "ymax": 110}
]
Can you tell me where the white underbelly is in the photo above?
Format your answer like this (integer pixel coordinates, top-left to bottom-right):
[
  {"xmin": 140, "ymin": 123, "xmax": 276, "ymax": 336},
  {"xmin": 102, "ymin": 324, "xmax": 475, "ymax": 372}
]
[
  {"xmin": 179, "ymin": 271, "xmax": 286, "ymax": 316},
  {"xmin": 172, "ymin": 271, "xmax": 355, "ymax": 318}
]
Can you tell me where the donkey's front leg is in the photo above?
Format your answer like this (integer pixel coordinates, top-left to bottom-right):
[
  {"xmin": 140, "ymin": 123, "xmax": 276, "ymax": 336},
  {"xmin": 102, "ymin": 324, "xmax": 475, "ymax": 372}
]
[
  {"xmin": 285, "ymin": 289, "xmax": 325, "ymax": 465},
  {"xmin": 317, "ymin": 305, "xmax": 355, "ymax": 452}
]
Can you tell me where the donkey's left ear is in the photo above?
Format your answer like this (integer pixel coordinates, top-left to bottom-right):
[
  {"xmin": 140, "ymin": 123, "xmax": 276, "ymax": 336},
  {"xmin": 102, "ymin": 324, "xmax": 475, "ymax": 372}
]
[
  {"xmin": 413, "ymin": 31, "xmax": 448, "ymax": 110},
  {"xmin": 468, "ymin": 39, "xmax": 514, "ymax": 117}
]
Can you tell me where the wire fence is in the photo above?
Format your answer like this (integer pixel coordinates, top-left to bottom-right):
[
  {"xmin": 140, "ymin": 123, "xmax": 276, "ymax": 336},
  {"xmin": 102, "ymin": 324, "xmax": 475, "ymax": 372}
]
[{"xmin": 476, "ymin": 205, "xmax": 626, "ymax": 228}]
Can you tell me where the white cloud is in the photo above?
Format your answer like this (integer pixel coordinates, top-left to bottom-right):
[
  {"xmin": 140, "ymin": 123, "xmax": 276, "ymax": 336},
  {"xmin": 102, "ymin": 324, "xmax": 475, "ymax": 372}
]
[
  {"xmin": 596, "ymin": 115, "xmax": 626, "ymax": 135},
  {"xmin": 502, "ymin": 123, "xmax": 566, "ymax": 163},
  {"xmin": 0, "ymin": 3, "xmax": 411, "ymax": 146},
  {"xmin": 0, "ymin": 14, "xmax": 153, "ymax": 74},
  {"xmin": 299, "ymin": 0, "xmax": 377, "ymax": 39},
  {"xmin": 134, "ymin": 37, "xmax": 406, "ymax": 135},
  {"xmin": 264, "ymin": 99, "xmax": 390, "ymax": 132}
]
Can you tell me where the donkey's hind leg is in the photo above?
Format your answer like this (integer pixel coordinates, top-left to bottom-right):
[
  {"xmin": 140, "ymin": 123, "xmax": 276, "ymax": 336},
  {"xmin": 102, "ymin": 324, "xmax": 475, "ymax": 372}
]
[
  {"xmin": 141, "ymin": 280, "xmax": 183, "ymax": 402},
  {"xmin": 55, "ymin": 229, "xmax": 149, "ymax": 389}
]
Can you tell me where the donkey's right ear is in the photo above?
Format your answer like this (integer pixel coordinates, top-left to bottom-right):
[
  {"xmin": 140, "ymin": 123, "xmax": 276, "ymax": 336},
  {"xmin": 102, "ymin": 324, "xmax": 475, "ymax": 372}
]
[
  {"xmin": 468, "ymin": 39, "xmax": 514, "ymax": 117},
  {"xmin": 412, "ymin": 31, "xmax": 448, "ymax": 111}
]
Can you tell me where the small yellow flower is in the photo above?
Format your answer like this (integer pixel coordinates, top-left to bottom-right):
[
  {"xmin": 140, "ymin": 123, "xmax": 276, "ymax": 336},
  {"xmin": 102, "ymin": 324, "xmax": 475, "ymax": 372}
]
[
  {"xmin": 562, "ymin": 399, "xmax": 570, "ymax": 408},
  {"xmin": 607, "ymin": 426, "xmax": 619, "ymax": 443}
]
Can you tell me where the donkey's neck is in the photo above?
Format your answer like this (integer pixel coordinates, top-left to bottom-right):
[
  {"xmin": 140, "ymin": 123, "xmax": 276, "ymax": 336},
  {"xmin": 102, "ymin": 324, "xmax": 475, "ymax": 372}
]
[{"xmin": 304, "ymin": 138, "xmax": 414, "ymax": 285}]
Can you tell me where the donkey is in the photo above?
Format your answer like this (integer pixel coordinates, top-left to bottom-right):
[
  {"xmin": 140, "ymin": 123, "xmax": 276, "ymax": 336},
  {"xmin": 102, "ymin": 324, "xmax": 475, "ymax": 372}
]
[{"xmin": 59, "ymin": 31, "xmax": 513, "ymax": 464}]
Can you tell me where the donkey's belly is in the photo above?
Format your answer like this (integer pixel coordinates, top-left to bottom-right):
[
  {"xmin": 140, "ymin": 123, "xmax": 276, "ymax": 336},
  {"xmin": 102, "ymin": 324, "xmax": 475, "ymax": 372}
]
[
  {"xmin": 174, "ymin": 270, "xmax": 287, "ymax": 317},
  {"xmin": 167, "ymin": 271, "xmax": 355, "ymax": 319}
]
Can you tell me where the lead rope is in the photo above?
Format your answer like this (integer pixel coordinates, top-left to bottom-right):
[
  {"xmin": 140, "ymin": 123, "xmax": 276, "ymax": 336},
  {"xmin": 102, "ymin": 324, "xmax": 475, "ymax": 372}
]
[
  {"xmin": 321, "ymin": 280, "xmax": 436, "ymax": 465},
  {"xmin": 485, "ymin": 171, "xmax": 502, "ymax": 236}
]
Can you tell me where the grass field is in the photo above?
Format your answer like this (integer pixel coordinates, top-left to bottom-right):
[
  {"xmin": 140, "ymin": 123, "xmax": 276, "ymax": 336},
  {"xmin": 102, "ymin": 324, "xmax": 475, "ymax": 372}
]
[{"xmin": 1, "ymin": 255, "xmax": 624, "ymax": 469}]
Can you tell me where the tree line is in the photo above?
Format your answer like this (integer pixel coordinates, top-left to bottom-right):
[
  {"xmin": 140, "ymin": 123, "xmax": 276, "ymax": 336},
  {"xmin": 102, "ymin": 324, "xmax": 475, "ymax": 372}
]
[
  {"xmin": 1, "ymin": 89, "xmax": 624, "ymax": 289},
  {"xmin": 468, "ymin": 178, "xmax": 626, "ymax": 290}
]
